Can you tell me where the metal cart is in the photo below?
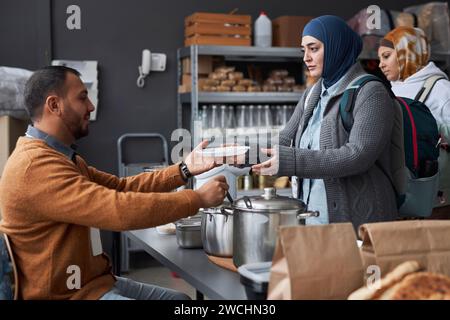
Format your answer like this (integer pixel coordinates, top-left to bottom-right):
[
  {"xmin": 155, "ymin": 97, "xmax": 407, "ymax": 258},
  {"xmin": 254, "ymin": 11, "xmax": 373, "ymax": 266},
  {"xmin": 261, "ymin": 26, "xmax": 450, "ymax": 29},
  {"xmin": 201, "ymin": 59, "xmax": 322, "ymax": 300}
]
[{"xmin": 114, "ymin": 133, "xmax": 169, "ymax": 275}]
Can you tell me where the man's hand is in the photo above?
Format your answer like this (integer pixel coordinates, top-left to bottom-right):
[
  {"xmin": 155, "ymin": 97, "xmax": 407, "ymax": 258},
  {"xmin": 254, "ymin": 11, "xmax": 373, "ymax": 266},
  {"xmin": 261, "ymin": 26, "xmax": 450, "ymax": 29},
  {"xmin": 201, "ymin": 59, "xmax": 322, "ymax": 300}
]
[
  {"xmin": 194, "ymin": 175, "xmax": 229, "ymax": 208},
  {"xmin": 184, "ymin": 140, "xmax": 218, "ymax": 176},
  {"xmin": 185, "ymin": 141, "xmax": 248, "ymax": 176},
  {"xmin": 251, "ymin": 147, "xmax": 279, "ymax": 176}
]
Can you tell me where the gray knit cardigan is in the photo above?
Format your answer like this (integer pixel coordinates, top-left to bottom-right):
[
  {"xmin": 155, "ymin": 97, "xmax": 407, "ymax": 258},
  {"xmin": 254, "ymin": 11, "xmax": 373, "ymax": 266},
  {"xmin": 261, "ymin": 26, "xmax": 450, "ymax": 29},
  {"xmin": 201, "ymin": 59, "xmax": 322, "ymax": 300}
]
[{"xmin": 277, "ymin": 63, "xmax": 398, "ymax": 230}]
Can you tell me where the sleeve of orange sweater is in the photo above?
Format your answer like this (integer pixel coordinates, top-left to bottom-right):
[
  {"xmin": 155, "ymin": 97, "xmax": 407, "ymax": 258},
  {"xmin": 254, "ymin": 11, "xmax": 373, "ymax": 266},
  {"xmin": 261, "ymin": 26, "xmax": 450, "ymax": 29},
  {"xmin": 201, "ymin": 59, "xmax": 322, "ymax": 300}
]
[
  {"xmin": 22, "ymin": 156, "xmax": 202, "ymax": 231},
  {"xmin": 82, "ymin": 158, "xmax": 186, "ymax": 193}
]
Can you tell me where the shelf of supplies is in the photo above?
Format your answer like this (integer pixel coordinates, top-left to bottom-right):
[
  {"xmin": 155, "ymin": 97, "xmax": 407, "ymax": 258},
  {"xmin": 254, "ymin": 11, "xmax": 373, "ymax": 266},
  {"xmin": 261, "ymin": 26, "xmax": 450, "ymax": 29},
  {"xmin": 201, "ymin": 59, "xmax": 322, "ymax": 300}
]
[
  {"xmin": 180, "ymin": 92, "xmax": 303, "ymax": 104},
  {"xmin": 179, "ymin": 45, "xmax": 303, "ymax": 60}
]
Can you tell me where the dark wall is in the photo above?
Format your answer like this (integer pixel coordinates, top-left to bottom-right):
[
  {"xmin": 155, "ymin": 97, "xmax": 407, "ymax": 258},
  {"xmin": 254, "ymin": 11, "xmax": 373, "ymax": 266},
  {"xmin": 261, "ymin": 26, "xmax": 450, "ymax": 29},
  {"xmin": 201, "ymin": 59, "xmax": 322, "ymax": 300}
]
[
  {"xmin": 1, "ymin": 0, "xmax": 433, "ymax": 174},
  {"xmin": 0, "ymin": 0, "xmax": 52, "ymax": 70}
]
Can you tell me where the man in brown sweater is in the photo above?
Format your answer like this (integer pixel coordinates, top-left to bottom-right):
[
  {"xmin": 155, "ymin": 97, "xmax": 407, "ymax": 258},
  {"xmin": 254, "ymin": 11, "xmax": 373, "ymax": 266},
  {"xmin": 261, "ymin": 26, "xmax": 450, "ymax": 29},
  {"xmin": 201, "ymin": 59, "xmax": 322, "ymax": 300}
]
[{"xmin": 0, "ymin": 66, "xmax": 229, "ymax": 300}]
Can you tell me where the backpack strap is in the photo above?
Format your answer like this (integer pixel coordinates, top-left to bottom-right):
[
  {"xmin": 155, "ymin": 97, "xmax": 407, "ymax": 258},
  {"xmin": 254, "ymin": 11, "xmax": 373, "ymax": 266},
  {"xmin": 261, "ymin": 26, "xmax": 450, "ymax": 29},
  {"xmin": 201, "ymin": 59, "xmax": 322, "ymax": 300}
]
[
  {"xmin": 339, "ymin": 74, "xmax": 404, "ymax": 207},
  {"xmin": 339, "ymin": 74, "xmax": 392, "ymax": 132},
  {"xmin": 414, "ymin": 75, "xmax": 446, "ymax": 103}
]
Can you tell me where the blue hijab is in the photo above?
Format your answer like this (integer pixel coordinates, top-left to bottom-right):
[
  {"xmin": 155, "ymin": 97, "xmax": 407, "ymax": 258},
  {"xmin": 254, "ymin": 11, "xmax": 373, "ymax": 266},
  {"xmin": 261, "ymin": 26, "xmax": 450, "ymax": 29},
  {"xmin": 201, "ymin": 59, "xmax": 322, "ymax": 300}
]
[{"xmin": 302, "ymin": 15, "xmax": 362, "ymax": 88}]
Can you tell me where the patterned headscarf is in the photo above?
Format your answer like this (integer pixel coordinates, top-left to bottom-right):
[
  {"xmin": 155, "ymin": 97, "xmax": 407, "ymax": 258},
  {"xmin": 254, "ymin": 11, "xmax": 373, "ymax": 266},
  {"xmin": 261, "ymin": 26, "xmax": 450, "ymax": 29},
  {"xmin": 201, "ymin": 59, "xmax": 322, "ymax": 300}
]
[{"xmin": 382, "ymin": 26, "xmax": 430, "ymax": 81}]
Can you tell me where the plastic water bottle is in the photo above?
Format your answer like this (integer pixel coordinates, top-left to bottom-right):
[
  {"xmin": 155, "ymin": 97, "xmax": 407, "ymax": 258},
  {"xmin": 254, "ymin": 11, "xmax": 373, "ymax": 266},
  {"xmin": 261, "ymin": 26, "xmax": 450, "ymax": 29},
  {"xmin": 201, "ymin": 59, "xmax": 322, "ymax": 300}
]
[{"xmin": 254, "ymin": 12, "xmax": 272, "ymax": 47}]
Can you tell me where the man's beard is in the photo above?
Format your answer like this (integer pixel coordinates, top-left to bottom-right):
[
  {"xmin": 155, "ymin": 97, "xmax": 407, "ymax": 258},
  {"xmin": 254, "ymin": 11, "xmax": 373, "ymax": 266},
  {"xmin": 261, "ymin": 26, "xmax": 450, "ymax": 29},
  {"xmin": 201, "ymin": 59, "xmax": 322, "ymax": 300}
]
[
  {"xmin": 73, "ymin": 125, "xmax": 89, "ymax": 140},
  {"xmin": 63, "ymin": 104, "xmax": 89, "ymax": 140}
]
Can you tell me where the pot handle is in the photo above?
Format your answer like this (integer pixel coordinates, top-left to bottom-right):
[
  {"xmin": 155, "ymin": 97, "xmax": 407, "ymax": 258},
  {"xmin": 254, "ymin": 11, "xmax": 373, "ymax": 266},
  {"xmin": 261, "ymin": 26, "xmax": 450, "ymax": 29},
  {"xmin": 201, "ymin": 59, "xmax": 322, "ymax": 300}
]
[
  {"xmin": 243, "ymin": 196, "xmax": 253, "ymax": 209},
  {"xmin": 297, "ymin": 210, "xmax": 320, "ymax": 220},
  {"xmin": 220, "ymin": 207, "xmax": 234, "ymax": 216}
]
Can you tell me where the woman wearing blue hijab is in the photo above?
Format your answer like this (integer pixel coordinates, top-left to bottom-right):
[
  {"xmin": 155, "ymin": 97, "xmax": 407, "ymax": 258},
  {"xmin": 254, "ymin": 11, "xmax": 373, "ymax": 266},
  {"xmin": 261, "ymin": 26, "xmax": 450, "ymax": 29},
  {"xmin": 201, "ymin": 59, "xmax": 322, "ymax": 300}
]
[{"xmin": 252, "ymin": 15, "xmax": 398, "ymax": 230}]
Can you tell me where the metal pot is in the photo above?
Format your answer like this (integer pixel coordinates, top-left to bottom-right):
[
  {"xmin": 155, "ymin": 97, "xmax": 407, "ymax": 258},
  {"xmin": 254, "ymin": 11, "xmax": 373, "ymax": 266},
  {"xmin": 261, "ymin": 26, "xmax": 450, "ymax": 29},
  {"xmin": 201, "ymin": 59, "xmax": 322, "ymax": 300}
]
[
  {"xmin": 175, "ymin": 216, "xmax": 203, "ymax": 249},
  {"xmin": 201, "ymin": 206, "xmax": 233, "ymax": 257},
  {"xmin": 230, "ymin": 188, "xmax": 319, "ymax": 267}
]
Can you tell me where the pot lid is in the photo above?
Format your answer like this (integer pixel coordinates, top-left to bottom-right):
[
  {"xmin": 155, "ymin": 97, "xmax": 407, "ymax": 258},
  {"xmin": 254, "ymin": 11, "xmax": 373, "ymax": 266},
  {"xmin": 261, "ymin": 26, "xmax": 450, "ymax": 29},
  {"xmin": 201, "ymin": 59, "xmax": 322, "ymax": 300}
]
[
  {"xmin": 175, "ymin": 216, "xmax": 201, "ymax": 229},
  {"xmin": 233, "ymin": 188, "xmax": 306, "ymax": 213}
]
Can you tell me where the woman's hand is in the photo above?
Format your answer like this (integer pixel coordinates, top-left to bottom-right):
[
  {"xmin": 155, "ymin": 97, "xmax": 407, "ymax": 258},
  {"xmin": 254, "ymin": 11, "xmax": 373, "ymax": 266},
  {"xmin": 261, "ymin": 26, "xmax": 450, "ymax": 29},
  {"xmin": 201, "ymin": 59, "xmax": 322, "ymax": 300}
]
[{"xmin": 251, "ymin": 147, "xmax": 279, "ymax": 176}]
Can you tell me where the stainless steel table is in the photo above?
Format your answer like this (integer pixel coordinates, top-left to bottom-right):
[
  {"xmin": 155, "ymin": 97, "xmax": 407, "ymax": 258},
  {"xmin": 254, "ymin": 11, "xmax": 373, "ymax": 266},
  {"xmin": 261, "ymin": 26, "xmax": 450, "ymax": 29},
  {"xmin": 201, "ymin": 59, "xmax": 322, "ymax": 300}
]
[{"xmin": 125, "ymin": 228, "xmax": 247, "ymax": 300}]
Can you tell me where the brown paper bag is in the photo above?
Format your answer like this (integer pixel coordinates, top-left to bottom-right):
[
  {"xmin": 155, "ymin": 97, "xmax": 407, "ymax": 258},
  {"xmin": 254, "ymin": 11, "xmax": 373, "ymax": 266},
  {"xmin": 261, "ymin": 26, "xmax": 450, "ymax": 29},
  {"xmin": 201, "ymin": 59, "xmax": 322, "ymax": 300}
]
[
  {"xmin": 267, "ymin": 223, "xmax": 364, "ymax": 300},
  {"xmin": 359, "ymin": 220, "xmax": 450, "ymax": 278}
]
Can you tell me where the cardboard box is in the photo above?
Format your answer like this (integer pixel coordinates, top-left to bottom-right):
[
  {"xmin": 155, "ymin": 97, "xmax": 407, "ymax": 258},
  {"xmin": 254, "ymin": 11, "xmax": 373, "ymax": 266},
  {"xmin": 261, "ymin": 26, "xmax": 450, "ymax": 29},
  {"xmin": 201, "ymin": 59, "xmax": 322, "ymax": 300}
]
[
  {"xmin": 185, "ymin": 12, "xmax": 252, "ymax": 47},
  {"xmin": 272, "ymin": 16, "xmax": 314, "ymax": 47},
  {"xmin": 178, "ymin": 75, "xmax": 208, "ymax": 93},
  {"xmin": 0, "ymin": 116, "xmax": 29, "ymax": 177},
  {"xmin": 182, "ymin": 56, "xmax": 213, "ymax": 75}
]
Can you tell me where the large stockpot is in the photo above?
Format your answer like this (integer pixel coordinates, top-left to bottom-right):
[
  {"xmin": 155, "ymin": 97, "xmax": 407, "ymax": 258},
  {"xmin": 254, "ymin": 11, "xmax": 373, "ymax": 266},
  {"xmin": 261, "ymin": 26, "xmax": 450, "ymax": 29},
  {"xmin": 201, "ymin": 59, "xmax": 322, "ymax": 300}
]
[
  {"xmin": 200, "ymin": 206, "xmax": 233, "ymax": 257},
  {"xmin": 230, "ymin": 188, "xmax": 319, "ymax": 267}
]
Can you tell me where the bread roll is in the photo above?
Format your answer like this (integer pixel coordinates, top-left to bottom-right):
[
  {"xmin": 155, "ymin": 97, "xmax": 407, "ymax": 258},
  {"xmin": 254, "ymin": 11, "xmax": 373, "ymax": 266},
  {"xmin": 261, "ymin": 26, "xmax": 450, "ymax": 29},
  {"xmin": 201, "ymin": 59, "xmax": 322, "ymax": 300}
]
[
  {"xmin": 202, "ymin": 85, "xmax": 217, "ymax": 92},
  {"xmin": 262, "ymin": 84, "xmax": 277, "ymax": 92},
  {"xmin": 269, "ymin": 69, "xmax": 289, "ymax": 78},
  {"xmin": 215, "ymin": 66, "xmax": 235, "ymax": 74},
  {"xmin": 283, "ymin": 77, "xmax": 296, "ymax": 85},
  {"xmin": 228, "ymin": 72, "xmax": 244, "ymax": 81},
  {"xmin": 277, "ymin": 85, "xmax": 292, "ymax": 92},
  {"xmin": 216, "ymin": 85, "xmax": 231, "ymax": 92},
  {"xmin": 232, "ymin": 85, "xmax": 247, "ymax": 92},
  {"xmin": 247, "ymin": 85, "xmax": 261, "ymax": 92},
  {"xmin": 379, "ymin": 272, "xmax": 450, "ymax": 300},
  {"xmin": 238, "ymin": 79, "xmax": 254, "ymax": 86},
  {"xmin": 221, "ymin": 79, "xmax": 236, "ymax": 87},
  {"xmin": 266, "ymin": 78, "xmax": 283, "ymax": 86},
  {"xmin": 205, "ymin": 79, "xmax": 220, "ymax": 86},
  {"xmin": 209, "ymin": 72, "xmax": 228, "ymax": 81}
]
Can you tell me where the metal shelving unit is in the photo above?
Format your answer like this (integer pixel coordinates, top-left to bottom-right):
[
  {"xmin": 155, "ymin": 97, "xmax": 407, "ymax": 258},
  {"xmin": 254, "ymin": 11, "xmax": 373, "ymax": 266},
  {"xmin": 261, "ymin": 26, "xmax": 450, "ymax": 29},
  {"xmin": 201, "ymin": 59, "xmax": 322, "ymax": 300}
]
[
  {"xmin": 176, "ymin": 45, "xmax": 305, "ymax": 135},
  {"xmin": 179, "ymin": 92, "xmax": 303, "ymax": 104}
]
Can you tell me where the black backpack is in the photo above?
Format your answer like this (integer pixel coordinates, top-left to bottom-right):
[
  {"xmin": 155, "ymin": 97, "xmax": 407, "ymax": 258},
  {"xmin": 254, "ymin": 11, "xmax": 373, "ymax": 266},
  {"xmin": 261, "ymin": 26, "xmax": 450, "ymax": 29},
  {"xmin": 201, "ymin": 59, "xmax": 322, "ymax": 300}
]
[
  {"xmin": 339, "ymin": 74, "xmax": 441, "ymax": 177},
  {"xmin": 339, "ymin": 74, "xmax": 443, "ymax": 217}
]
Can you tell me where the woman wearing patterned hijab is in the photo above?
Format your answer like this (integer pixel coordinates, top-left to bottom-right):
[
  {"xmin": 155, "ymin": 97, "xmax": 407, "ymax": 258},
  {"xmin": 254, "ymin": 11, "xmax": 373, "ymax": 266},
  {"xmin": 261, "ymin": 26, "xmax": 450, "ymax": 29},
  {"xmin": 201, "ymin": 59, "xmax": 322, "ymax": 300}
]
[
  {"xmin": 379, "ymin": 26, "xmax": 430, "ymax": 81},
  {"xmin": 379, "ymin": 26, "xmax": 450, "ymax": 211},
  {"xmin": 252, "ymin": 15, "xmax": 399, "ymax": 229},
  {"xmin": 379, "ymin": 26, "xmax": 450, "ymax": 124}
]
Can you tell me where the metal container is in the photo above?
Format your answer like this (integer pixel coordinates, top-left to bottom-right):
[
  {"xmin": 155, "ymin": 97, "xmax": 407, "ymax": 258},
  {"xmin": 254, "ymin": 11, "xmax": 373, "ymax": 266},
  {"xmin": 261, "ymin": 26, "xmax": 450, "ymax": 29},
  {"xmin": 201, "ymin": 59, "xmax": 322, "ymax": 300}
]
[
  {"xmin": 201, "ymin": 206, "xmax": 233, "ymax": 257},
  {"xmin": 243, "ymin": 174, "xmax": 253, "ymax": 190},
  {"xmin": 231, "ymin": 188, "xmax": 319, "ymax": 267},
  {"xmin": 175, "ymin": 217, "xmax": 203, "ymax": 249}
]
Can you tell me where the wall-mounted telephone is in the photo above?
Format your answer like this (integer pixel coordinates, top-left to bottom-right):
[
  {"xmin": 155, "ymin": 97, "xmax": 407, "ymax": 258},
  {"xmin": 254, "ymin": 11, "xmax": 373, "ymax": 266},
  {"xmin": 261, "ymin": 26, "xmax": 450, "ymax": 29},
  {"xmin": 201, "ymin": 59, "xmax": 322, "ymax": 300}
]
[{"xmin": 137, "ymin": 49, "xmax": 167, "ymax": 88}]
